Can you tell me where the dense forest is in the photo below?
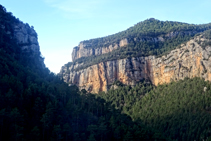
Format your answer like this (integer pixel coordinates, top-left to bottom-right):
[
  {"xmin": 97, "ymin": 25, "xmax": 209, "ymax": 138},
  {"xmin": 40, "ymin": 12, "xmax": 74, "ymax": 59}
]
[
  {"xmin": 2, "ymin": 3, "xmax": 211, "ymax": 141},
  {"xmin": 99, "ymin": 78, "xmax": 211, "ymax": 140}
]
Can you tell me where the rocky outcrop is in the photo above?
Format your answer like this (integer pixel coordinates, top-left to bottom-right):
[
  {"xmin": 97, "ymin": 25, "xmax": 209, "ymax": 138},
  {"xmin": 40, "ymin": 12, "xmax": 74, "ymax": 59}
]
[
  {"xmin": 13, "ymin": 22, "xmax": 40, "ymax": 53},
  {"xmin": 1, "ymin": 20, "xmax": 40, "ymax": 54},
  {"xmin": 72, "ymin": 31, "xmax": 198, "ymax": 61},
  {"xmin": 72, "ymin": 38, "xmax": 129, "ymax": 61},
  {"xmin": 0, "ymin": 5, "xmax": 44, "ymax": 69},
  {"xmin": 61, "ymin": 36, "xmax": 211, "ymax": 93}
]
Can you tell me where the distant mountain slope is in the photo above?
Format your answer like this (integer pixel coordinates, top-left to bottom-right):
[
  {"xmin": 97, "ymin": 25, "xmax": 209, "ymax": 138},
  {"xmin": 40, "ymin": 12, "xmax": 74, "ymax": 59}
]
[
  {"xmin": 72, "ymin": 18, "xmax": 211, "ymax": 62},
  {"xmin": 61, "ymin": 20, "xmax": 211, "ymax": 93}
]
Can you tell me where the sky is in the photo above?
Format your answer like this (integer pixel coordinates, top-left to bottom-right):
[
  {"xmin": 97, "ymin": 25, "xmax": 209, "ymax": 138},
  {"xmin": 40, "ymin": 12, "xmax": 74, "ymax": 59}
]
[{"xmin": 1, "ymin": 0, "xmax": 211, "ymax": 73}]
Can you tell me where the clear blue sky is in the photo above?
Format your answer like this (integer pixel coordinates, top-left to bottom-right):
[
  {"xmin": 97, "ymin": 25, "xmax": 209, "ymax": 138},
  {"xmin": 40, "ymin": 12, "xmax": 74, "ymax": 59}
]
[{"xmin": 1, "ymin": 0, "xmax": 211, "ymax": 73}]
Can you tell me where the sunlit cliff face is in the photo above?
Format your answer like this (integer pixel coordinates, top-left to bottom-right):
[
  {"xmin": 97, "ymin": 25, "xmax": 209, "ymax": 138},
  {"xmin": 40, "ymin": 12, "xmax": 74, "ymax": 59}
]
[{"xmin": 61, "ymin": 36, "xmax": 211, "ymax": 93}]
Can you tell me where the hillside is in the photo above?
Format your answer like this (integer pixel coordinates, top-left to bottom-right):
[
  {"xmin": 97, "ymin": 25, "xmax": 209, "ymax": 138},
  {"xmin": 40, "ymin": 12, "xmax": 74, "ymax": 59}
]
[
  {"xmin": 0, "ymin": 4, "xmax": 166, "ymax": 141},
  {"xmin": 99, "ymin": 77, "xmax": 211, "ymax": 140},
  {"xmin": 58, "ymin": 18, "xmax": 211, "ymax": 140}
]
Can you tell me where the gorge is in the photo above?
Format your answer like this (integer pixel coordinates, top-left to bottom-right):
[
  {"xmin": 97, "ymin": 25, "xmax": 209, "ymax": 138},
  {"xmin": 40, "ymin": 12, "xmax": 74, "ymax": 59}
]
[{"xmin": 2, "ymin": 3, "xmax": 211, "ymax": 140}]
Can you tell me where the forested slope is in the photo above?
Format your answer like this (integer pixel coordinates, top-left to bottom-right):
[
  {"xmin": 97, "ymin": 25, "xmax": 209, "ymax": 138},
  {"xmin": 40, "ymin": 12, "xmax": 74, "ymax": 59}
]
[
  {"xmin": 0, "ymin": 4, "xmax": 165, "ymax": 141},
  {"xmin": 99, "ymin": 78, "xmax": 211, "ymax": 140}
]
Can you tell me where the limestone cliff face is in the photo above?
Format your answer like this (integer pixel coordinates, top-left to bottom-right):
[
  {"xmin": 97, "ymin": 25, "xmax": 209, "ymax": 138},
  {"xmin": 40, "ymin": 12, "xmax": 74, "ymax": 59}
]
[
  {"xmin": 1, "ymin": 20, "xmax": 40, "ymax": 53},
  {"xmin": 61, "ymin": 36, "xmax": 211, "ymax": 93},
  {"xmin": 1, "ymin": 20, "xmax": 40, "ymax": 54},
  {"xmin": 13, "ymin": 22, "xmax": 40, "ymax": 53},
  {"xmin": 71, "ymin": 31, "xmax": 197, "ymax": 62},
  {"xmin": 72, "ymin": 38, "xmax": 129, "ymax": 61},
  {"xmin": 6, "ymin": 20, "xmax": 44, "ymax": 68}
]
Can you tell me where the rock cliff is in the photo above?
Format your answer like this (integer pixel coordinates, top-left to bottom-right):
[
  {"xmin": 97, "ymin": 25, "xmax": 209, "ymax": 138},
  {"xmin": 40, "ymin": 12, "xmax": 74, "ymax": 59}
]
[
  {"xmin": 61, "ymin": 35, "xmax": 211, "ymax": 93},
  {"xmin": 0, "ymin": 19, "xmax": 40, "ymax": 54},
  {"xmin": 72, "ymin": 38, "xmax": 129, "ymax": 61},
  {"xmin": 71, "ymin": 31, "xmax": 197, "ymax": 61},
  {"xmin": 0, "ymin": 4, "xmax": 44, "ymax": 70},
  {"xmin": 13, "ymin": 22, "xmax": 40, "ymax": 53}
]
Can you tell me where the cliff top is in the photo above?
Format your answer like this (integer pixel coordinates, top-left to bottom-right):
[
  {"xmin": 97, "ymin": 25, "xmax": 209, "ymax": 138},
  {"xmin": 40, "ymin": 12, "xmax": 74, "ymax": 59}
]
[
  {"xmin": 78, "ymin": 18, "xmax": 211, "ymax": 49},
  {"xmin": 0, "ymin": 4, "xmax": 43, "ymax": 68}
]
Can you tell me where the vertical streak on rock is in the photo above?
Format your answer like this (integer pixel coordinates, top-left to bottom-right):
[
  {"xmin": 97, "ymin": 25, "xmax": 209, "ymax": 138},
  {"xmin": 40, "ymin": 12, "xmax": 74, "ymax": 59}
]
[{"xmin": 144, "ymin": 59, "xmax": 152, "ymax": 82}]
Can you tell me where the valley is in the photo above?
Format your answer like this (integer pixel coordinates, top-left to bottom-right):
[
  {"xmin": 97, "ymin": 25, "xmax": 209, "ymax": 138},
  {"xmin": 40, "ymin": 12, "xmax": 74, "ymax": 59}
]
[{"xmin": 1, "ymin": 4, "xmax": 211, "ymax": 140}]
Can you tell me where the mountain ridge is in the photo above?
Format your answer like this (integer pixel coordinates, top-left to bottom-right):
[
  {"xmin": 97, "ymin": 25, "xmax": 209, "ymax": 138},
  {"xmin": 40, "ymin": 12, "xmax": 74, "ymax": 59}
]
[
  {"xmin": 71, "ymin": 18, "xmax": 211, "ymax": 61},
  {"xmin": 61, "ymin": 20, "xmax": 211, "ymax": 93}
]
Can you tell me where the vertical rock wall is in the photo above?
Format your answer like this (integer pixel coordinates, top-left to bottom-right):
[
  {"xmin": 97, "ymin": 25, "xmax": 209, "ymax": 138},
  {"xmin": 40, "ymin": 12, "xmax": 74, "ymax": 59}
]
[{"xmin": 62, "ymin": 36, "xmax": 211, "ymax": 93}]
